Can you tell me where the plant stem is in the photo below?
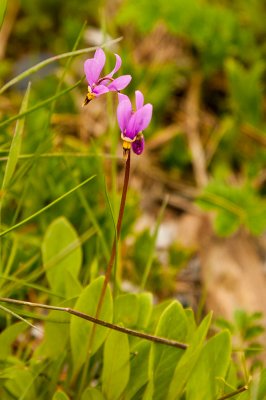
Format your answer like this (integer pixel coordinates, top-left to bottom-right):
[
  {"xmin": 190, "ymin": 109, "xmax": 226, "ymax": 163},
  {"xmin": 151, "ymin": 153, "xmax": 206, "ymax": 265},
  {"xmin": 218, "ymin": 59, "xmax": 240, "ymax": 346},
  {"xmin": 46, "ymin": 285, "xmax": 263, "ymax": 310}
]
[
  {"xmin": 78, "ymin": 150, "xmax": 131, "ymax": 396},
  {"xmin": 0, "ymin": 296, "xmax": 188, "ymax": 349},
  {"xmin": 95, "ymin": 150, "xmax": 131, "ymax": 316},
  {"xmin": 218, "ymin": 385, "xmax": 248, "ymax": 400}
]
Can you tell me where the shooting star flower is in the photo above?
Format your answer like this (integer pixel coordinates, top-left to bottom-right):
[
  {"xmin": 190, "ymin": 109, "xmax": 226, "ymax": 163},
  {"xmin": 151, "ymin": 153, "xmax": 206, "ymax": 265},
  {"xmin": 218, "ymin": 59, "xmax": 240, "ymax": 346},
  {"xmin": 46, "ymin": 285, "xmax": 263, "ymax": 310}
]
[
  {"xmin": 83, "ymin": 48, "xmax": 132, "ymax": 105},
  {"xmin": 117, "ymin": 90, "xmax": 152, "ymax": 157}
]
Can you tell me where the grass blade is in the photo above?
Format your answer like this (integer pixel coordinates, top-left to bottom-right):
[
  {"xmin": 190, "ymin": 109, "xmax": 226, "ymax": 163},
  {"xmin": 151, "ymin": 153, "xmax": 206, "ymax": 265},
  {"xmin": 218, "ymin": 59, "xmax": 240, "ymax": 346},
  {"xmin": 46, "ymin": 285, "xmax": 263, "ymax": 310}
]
[
  {"xmin": 0, "ymin": 38, "xmax": 122, "ymax": 95},
  {"xmin": 0, "ymin": 304, "xmax": 41, "ymax": 333},
  {"xmin": 0, "ymin": 0, "xmax": 7, "ymax": 29},
  {"xmin": 2, "ymin": 83, "xmax": 31, "ymax": 190}
]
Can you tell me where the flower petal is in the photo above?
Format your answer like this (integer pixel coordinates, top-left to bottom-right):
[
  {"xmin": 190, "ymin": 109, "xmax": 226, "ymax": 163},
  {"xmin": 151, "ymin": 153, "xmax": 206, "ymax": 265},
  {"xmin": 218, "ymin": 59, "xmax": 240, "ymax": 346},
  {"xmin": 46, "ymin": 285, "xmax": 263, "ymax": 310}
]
[
  {"xmin": 117, "ymin": 98, "xmax": 132, "ymax": 133},
  {"xmin": 127, "ymin": 104, "xmax": 153, "ymax": 138},
  {"xmin": 135, "ymin": 90, "xmax": 144, "ymax": 110},
  {"xmin": 84, "ymin": 48, "xmax": 106, "ymax": 86},
  {"xmin": 108, "ymin": 75, "xmax": 132, "ymax": 91},
  {"xmin": 105, "ymin": 53, "xmax": 122, "ymax": 79},
  {"xmin": 132, "ymin": 135, "xmax": 145, "ymax": 155},
  {"xmin": 93, "ymin": 84, "xmax": 110, "ymax": 96},
  {"xmin": 118, "ymin": 93, "xmax": 129, "ymax": 103}
]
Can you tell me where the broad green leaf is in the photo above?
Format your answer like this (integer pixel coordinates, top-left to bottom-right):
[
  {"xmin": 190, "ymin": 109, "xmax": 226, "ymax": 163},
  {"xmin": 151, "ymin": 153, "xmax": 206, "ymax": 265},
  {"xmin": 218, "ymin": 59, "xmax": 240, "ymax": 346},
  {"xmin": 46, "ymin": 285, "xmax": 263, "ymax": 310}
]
[
  {"xmin": 136, "ymin": 292, "xmax": 153, "ymax": 329},
  {"xmin": 148, "ymin": 299, "xmax": 172, "ymax": 332},
  {"xmin": 0, "ymin": 0, "xmax": 7, "ymax": 29},
  {"xmin": 42, "ymin": 217, "xmax": 82, "ymax": 298},
  {"xmin": 3, "ymin": 366, "xmax": 36, "ymax": 400},
  {"xmin": 52, "ymin": 391, "xmax": 70, "ymax": 400},
  {"xmin": 0, "ymin": 322, "xmax": 27, "ymax": 359},
  {"xmin": 167, "ymin": 312, "xmax": 212, "ymax": 400},
  {"xmin": 102, "ymin": 328, "xmax": 130, "ymax": 400},
  {"xmin": 114, "ymin": 294, "xmax": 139, "ymax": 327},
  {"xmin": 184, "ymin": 308, "xmax": 197, "ymax": 340},
  {"xmin": 70, "ymin": 276, "xmax": 113, "ymax": 375},
  {"xmin": 81, "ymin": 388, "xmax": 105, "ymax": 400},
  {"xmin": 145, "ymin": 301, "xmax": 188, "ymax": 400},
  {"xmin": 258, "ymin": 369, "xmax": 266, "ymax": 398},
  {"xmin": 35, "ymin": 299, "xmax": 74, "ymax": 359},
  {"xmin": 125, "ymin": 341, "xmax": 150, "ymax": 400},
  {"xmin": 186, "ymin": 331, "xmax": 231, "ymax": 400},
  {"xmin": 2, "ymin": 83, "xmax": 31, "ymax": 190}
]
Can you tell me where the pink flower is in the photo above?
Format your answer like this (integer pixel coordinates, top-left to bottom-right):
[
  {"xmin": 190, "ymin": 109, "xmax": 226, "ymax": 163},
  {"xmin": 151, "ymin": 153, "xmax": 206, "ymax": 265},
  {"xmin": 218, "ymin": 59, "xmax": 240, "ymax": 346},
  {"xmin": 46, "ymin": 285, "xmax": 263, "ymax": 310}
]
[
  {"xmin": 117, "ymin": 90, "xmax": 153, "ymax": 156},
  {"xmin": 83, "ymin": 48, "xmax": 132, "ymax": 105}
]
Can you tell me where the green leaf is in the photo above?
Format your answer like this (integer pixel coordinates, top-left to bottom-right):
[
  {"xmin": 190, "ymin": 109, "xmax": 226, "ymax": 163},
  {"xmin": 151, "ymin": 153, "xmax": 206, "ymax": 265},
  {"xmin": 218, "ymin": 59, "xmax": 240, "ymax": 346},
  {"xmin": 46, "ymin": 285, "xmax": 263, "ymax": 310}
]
[
  {"xmin": 186, "ymin": 331, "xmax": 231, "ymax": 400},
  {"xmin": 81, "ymin": 388, "xmax": 105, "ymax": 400},
  {"xmin": 2, "ymin": 83, "xmax": 31, "ymax": 190},
  {"xmin": 136, "ymin": 292, "xmax": 153, "ymax": 329},
  {"xmin": 114, "ymin": 294, "xmax": 139, "ymax": 327},
  {"xmin": 0, "ymin": 322, "xmax": 27, "ymax": 359},
  {"xmin": 52, "ymin": 391, "xmax": 70, "ymax": 400},
  {"xmin": 42, "ymin": 216, "xmax": 82, "ymax": 298},
  {"xmin": 145, "ymin": 301, "xmax": 188, "ymax": 400},
  {"xmin": 125, "ymin": 341, "xmax": 150, "ymax": 399},
  {"xmin": 70, "ymin": 276, "xmax": 113, "ymax": 375},
  {"xmin": 0, "ymin": 0, "xmax": 7, "ymax": 29},
  {"xmin": 102, "ymin": 328, "xmax": 130, "ymax": 400},
  {"xmin": 258, "ymin": 369, "xmax": 266, "ymax": 398},
  {"xmin": 167, "ymin": 312, "xmax": 212, "ymax": 400},
  {"xmin": 35, "ymin": 298, "xmax": 74, "ymax": 359},
  {"xmin": 3, "ymin": 366, "xmax": 36, "ymax": 400}
]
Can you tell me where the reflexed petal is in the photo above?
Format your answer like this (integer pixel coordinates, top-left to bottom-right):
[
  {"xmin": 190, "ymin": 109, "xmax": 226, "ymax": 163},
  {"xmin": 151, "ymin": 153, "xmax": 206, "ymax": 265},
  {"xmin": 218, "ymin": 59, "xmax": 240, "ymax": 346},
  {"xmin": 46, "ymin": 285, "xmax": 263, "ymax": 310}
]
[
  {"xmin": 84, "ymin": 48, "xmax": 106, "ymax": 85},
  {"xmin": 135, "ymin": 90, "xmax": 144, "ymax": 110},
  {"xmin": 127, "ymin": 104, "xmax": 153, "ymax": 138},
  {"xmin": 105, "ymin": 53, "xmax": 122, "ymax": 79},
  {"xmin": 108, "ymin": 75, "xmax": 132, "ymax": 91},
  {"xmin": 93, "ymin": 85, "xmax": 110, "ymax": 96},
  {"xmin": 132, "ymin": 135, "xmax": 145, "ymax": 155},
  {"xmin": 94, "ymin": 48, "xmax": 106, "ymax": 67},
  {"xmin": 117, "ymin": 99, "xmax": 132, "ymax": 133}
]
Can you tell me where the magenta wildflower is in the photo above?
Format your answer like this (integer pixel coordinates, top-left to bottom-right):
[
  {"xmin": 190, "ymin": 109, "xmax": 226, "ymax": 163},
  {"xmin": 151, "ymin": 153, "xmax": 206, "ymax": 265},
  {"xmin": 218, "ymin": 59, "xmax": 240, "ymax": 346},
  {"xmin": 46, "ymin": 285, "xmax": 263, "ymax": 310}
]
[
  {"xmin": 117, "ymin": 90, "xmax": 152, "ymax": 156},
  {"xmin": 83, "ymin": 48, "xmax": 132, "ymax": 106}
]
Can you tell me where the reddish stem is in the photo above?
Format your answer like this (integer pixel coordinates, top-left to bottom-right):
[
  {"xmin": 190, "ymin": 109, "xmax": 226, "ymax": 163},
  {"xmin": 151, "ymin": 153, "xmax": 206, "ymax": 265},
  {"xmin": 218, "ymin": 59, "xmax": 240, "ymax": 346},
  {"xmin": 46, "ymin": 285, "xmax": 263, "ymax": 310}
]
[{"xmin": 95, "ymin": 149, "xmax": 131, "ymax": 318}]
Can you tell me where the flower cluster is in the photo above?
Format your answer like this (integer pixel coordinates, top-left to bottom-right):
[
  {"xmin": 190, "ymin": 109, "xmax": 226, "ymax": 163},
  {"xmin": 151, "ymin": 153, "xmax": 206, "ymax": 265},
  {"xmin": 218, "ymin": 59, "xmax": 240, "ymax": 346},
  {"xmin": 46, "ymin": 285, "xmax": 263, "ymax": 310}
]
[{"xmin": 83, "ymin": 48, "xmax": 152, "ymax": 156}]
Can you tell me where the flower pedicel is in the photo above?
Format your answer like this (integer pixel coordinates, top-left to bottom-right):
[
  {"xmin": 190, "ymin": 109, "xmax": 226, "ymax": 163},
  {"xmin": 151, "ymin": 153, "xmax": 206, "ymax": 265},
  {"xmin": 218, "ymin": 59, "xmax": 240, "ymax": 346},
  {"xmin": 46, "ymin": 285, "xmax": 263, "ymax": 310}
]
[{"xmin": 83, "ymin": 48, "xmax": 132, "ymax": 105}]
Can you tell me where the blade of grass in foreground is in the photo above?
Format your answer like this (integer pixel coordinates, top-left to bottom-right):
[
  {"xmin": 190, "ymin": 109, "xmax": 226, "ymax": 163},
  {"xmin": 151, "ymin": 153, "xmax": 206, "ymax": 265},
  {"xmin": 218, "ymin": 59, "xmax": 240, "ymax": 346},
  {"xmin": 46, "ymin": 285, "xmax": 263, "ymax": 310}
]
[
  {"xmin": 1, "ymin": 83, "xmax": 31, "ymax": 190},
  {"xmin": 0, "ymin": 0, "xmax": 7, "ymax": 29},
  {"xmin": 0, "ymin": 175, "xmax": 95, "ymax": 238},
  {"xmin": 0, "ymin": 304, "xmax": 40, "ymax": 333},
  {"xmin": 0, "ymin": 38, "xmax": 122, "ymax": 95}
]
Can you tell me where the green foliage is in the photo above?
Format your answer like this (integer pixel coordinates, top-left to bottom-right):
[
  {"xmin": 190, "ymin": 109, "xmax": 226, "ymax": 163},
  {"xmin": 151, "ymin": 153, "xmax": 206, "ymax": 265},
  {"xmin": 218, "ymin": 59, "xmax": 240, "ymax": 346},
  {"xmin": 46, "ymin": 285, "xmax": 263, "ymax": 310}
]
[
  {"xmin": 81, "ymin": 388, "xmax": 105, "ymax": 400},
  {"xmin": 1, "ymin": 83, "xmax": 31, "ymax": 190},
  {"xmin": 186, "ymin": 331, "xmax": 231, "ymax": 399},
  {"xmin": 70, "ymin": 276, "xmax": 113, "ymax": 375},
  {"xmin": 197, "ymin": 181, "xmax": 266, "ymax": 236},
  {"xmin": 168, "ymin": 313, "xmax": 212, "ymax": 399},
  {"xmin": 226, "ymin": 59, "xmax": 264, "ymax": 125},
  {"xmin": 52, "ymin": 391, "xmax": 70, "ymax": 400},
  {"xmin": 0, "ymin": 0, "xmax": 7, "ymax": 29},
  {"xmin": 42, "ymin": 216, "xmax": 82, "ymax": 298},
  {"xmin": 102, "ymin": 329, "xmax": 130, "ymax": 400}
]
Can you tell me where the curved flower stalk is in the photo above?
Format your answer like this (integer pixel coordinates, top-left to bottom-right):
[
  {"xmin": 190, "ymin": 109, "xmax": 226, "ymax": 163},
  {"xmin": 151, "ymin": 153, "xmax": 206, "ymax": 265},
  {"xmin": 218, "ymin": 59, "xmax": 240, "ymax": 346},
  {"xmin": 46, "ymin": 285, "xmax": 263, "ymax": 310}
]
[
  {"xmin": 117, "ymin": 90, "xmax": 153, "ymax": 157},
  {"xmin": 83, "ymin": 48, "xmax": 132, "ymax": 105}
]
